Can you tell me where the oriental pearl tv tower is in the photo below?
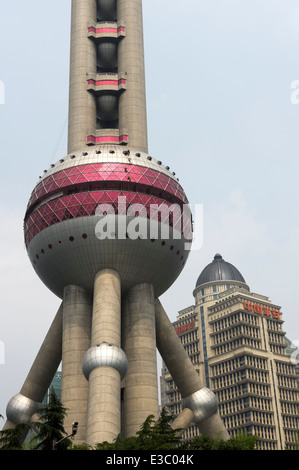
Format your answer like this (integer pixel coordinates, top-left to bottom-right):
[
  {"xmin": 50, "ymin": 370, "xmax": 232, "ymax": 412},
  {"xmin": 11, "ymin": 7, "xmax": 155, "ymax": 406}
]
[{"xmin": 3, "ymin": 0, "xmax": 229, "ymax": 445}]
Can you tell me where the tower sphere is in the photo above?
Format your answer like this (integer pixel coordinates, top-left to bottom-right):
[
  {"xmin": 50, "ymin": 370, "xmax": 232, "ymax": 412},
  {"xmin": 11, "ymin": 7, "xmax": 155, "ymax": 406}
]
[{"xmin": 24, "ymin": 146, "xmax": 192, "ymax": 299}]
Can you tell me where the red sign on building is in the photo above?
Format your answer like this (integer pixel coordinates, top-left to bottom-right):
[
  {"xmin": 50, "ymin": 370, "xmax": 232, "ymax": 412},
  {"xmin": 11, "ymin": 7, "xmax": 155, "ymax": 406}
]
[
  {"xmin": 243, "ymin": 302, "xmax": 281, "ymax": 320},
  {"xmin": 175, "ymin": 322, "xmax": 195, "ymax": 335}
]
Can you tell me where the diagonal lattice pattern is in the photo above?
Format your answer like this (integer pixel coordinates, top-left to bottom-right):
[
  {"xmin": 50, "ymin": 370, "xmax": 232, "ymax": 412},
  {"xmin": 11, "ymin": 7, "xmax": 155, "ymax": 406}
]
[
  {"xmin": 27, "ymin": 163, "xmax": 188, "ymax": 208},
  {"xmin": 25, "ymin": 190, "xmax": 192, "ymax": 247}
]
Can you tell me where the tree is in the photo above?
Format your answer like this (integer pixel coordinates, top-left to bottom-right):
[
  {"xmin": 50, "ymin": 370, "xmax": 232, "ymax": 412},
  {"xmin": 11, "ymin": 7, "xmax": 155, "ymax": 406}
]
[
  {"xmin": 0, "ymin": 423, "xmax": 31, "ymax": 450},
  {"xmin": 184, "ymin": 432, "xmax": 257, "ymax": 450},
  {"xmin": 92, "ymin": 411, "xmax": 257, "ymax": 451},
  {"xmin": 93, "ymin": 408, "xmax": 182, "ymax": 451},
  {"xmin": 31, "ymin": 388, "xmax": 69, "ymax": 450},
  {"xmin": 136, "ymin": 408, "xmax": 181, "ymax": 450}
]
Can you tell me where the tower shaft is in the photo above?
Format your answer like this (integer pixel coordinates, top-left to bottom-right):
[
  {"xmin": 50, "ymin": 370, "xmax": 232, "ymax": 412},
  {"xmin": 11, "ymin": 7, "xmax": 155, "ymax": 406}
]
[
  {"xmin": 68, "ymin": 0, "xmax": 148, "ymax": 153},
  {"xmin": 117, "ymin": 0, "xmax": 148, "ymax": 152},
  {"xmin": 68, "ymin": 0, "xmax": 97, "ymax": 153}
]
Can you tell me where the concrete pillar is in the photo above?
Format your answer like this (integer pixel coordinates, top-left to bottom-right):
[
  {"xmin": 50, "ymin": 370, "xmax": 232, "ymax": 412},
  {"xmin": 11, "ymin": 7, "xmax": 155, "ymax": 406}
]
[
  {"xmin": 117, "ymin": 0, "xmax": 148, "ymax": 152},
  {"xmin": 122, "ymin": 283, "xmax": 159, "ymax": 437},
  {"xmin": 61, "ymin": 285, "xmax": 92, "ymax": 443},
  {"xmin": 68, "ymin": 0, "xmax": 97, "ymax": 153},
  {"xmin": 84, "ymin": 269, "xmax": 125, "ymax": 445},
  {"xmin": 3, "ymin": 304, "xmax": 63, "ymax": 438},
  {"xmin": 155, "ymin": 299, "xmax": 229, "ymax": 440},
  {"xmin": 171, "ymin": 408, "xmax": 195, "ymax": 436},
  {"xmin": 155, "ymin": 299, "xmax": 203, "ymax": 397},
  {"xmin": 20, "ymin": 303, "xmax": 63, "ymax": 402}
]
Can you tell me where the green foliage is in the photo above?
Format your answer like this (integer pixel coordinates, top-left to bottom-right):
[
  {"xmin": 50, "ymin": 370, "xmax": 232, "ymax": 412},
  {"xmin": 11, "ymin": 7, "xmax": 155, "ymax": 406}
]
[
  {"xmin": 89, "ymin": 409, "xmax": 256, "ymax": 451},
  {"xmin": 0, "ymin": 401, "xmax": 258, "ymax": 451},
  {"xmin": 93, "ymin": 408, "xmax": 181, "ymax": 451},
  {"xmin": 0, "ymin": 423, "xmax": 31, "ymax": 450},
  {"xmin": 71, "ymin": 442, "xmax": 93, "ymax": 450},
  {"xmin": 31, "ymin": 388, "xmax": 70, "ymax": 450},
  {"xmin": 135, "ymin": 408, "xmax": 182, "ymax": 450},
  {"xmin": 183, "ymin": 432, "xmax": 257, "ymax": 450}
]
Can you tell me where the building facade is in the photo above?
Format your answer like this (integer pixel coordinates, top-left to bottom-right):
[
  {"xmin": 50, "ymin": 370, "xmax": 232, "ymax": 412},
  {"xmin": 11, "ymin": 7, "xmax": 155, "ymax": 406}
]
[
  {"xmin": 42, "ymin": 371, "xmax": 62, "ymax": 405},
  {"xmin": 161, "ymin": 254, "xmax": 299, "ymax": 450}
]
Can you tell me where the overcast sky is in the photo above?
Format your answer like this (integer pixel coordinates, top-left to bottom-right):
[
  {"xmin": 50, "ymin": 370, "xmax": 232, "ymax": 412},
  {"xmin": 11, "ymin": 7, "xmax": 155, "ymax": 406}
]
[{"xmin": 0, "ymin": 0, "xmax": 299, "ymax": 418}]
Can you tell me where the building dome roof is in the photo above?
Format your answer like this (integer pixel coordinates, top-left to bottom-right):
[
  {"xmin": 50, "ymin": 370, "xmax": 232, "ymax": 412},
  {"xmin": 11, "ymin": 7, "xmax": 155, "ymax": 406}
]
[{"xmin": 196, "ymin": 254, "xmax": 246, "ymax": 287}]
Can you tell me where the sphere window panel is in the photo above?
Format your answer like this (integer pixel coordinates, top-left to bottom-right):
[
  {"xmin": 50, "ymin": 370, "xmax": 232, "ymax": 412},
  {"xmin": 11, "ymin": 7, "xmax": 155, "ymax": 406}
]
[{"xmin": 28, "ymin": 163, "xmax": 187, "ymax": 207}]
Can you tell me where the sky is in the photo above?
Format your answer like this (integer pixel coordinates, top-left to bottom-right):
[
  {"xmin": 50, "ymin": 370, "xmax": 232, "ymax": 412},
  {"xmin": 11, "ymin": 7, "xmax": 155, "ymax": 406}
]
[{"xmin": 0, "ymin": 0, "xmax": 299, "ymax": 418}]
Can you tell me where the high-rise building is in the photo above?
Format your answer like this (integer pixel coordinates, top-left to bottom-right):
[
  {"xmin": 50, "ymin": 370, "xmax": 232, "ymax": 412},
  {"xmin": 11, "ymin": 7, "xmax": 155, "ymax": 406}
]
[
  {"xmin": 24, "ymin": 371, "xmax": 62, "ymax": 448},
  {"xmin": 42, "ymin": 371, "xmax": 62, "ymax": 405},
  {"xmin": 161, "ymin": 254, "xmax": 299, "ymax": 450},
  {"xmin": 2, "ymin": 1, "xmax": 229, "ymax": 446}
]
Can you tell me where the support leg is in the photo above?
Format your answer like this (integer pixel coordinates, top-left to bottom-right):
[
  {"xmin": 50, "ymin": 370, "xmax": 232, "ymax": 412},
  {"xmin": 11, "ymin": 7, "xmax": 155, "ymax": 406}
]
[
  {"xmin": 171, "ymin": 408, "xmax": 195, "ymax": 436},
  {"xmin": 83, "ymin": 269, "xmax": 126, "ymax": 446},
  {"xmin": 61, "ymin": 285, "xmax": 92, "ymax": 443},
  {"xmin": 122, "ymin": 283, "xmax": 159, "ymax": 437},
  {"xmin": 3, "ymin": 303, "xmax": 63, "ymax": 437},
  {"xmin": 155, "ymin": 299, "xmax": 229, "ymax": 440}
]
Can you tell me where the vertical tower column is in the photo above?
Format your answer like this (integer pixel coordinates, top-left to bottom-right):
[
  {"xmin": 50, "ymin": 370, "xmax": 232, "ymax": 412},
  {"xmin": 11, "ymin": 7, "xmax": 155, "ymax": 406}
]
[
  {"xmin": 117, "ymin": 0, "xmax": 148, "ymax": 152},
  {"xmin": 61, "ymin": 286, "xmax": 92, "ymax": 443},
  {"xmin": 68, "ymin": 0, "xmax": 97, "ymax": 153},
  {"xmin": 122, "ymin": 283, "xmax": 159, "ymax": 437},
  {"xmin": 83, "ymin": 269, "xmax": 127, "ymax": 445}
]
